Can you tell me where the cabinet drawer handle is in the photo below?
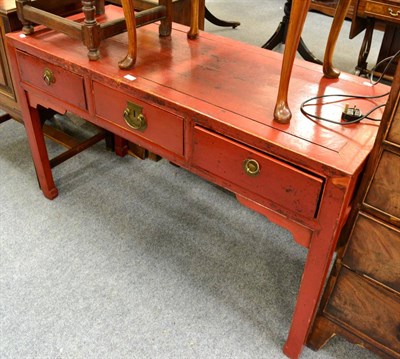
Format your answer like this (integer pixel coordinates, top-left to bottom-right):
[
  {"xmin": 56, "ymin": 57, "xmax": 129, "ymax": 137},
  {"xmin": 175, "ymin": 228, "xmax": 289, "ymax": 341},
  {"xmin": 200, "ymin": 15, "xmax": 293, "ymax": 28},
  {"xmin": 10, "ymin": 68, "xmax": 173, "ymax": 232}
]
[
  {"xmin": 123, "ymin": 101, "xmax": 147, "ymax": 131},
  {"xmin": 243, "ymin": 159, "xmax": 260, "ymax": 176},
  {"xmin": 388, "ymin": 8, "xmax": 400, "ymax": 17},
  {"xmin": 43, "ymin": 68, "xmax": 55, "ymax": 86}
]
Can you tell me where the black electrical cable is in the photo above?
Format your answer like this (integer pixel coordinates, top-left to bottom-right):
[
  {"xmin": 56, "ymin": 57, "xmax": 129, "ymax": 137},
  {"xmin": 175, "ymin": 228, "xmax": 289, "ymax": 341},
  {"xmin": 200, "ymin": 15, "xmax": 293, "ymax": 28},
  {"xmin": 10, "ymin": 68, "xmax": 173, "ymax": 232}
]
[
  {"xmin": 300, "ymin": 50, "xmax": 399, "ymax": 125},
  {"xmin": 369, "ymin": 49, "xmax": 400, "ymax": 85},
  {"xmin": 300, "ymin": 92, "xmax": 389, "ymax": 125}
]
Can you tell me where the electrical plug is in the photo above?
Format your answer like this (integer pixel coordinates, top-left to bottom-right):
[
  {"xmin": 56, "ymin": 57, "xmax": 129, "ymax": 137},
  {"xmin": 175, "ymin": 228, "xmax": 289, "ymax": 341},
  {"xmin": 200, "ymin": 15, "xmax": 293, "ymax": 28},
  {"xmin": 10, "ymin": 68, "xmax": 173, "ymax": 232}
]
[{"xmin": 341, "ymin": 104, "xmax": 362, "ymax": 122}]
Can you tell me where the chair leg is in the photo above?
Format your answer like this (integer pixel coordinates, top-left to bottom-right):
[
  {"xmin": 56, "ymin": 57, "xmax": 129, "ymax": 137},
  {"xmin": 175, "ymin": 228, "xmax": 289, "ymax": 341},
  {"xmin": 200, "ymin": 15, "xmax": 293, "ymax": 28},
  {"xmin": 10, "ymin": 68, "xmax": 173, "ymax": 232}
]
[
  {"xmin": 159, "ymin": 0, "xmax": 172, "ymax": 37},
  {"xmin": 15, "ymin": 0, "xmax": 34, "ymax": 35},
  {"xmin": 119, "ymin": 0, "xmax": 137, "ymax": 69},
  {"xmin": 274, "ymin": 0, "xmax": 311, "ymax": 124},
  {"xmin": 323, "ymin": 0, "xmax": 352, "ymax": 78},
  {"xmin": 82, "ymin": 0, "xmax": 101, "ymax": 60},
  {"xmin": 95, "ymin": 0, "xmax": 105, "ymax": 15},
  {"xmin": 187, "ymin": 0, "xmax": 200, "ymax": 39}
]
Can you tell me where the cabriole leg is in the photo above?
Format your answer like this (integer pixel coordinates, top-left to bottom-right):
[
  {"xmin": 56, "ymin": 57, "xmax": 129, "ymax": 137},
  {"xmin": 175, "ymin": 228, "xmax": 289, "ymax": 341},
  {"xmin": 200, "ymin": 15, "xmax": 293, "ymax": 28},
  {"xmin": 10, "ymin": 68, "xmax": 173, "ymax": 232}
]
[
  {"xmin": 119, "ymin": 0, "xmax": 138, "ymax": 69},
  {"xmin": 323, "ymin": 0, "xmax": 352, "ymax": 78},
  {"xmin": 273, "ymin": 0, "xmax": 311, "ymax": 124}
]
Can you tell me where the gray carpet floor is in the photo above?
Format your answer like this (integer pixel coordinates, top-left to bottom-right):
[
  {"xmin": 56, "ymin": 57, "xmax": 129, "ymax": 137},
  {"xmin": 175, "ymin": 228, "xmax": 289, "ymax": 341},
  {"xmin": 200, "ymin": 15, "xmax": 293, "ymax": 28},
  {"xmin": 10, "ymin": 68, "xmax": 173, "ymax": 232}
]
[{"xmin": 1, "ymin": 1, "xmax": 384, "ymax": 358}]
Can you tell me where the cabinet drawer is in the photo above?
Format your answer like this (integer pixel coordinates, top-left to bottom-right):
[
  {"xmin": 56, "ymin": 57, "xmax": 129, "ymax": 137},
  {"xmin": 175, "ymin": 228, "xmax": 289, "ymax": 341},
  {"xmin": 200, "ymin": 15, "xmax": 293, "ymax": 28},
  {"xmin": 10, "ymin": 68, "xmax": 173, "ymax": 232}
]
[
  {"xmin": 365, "ymin": 150, "xmax": 400, "ymax": 220},
  {"xmin": 343, "ymin": 212, "xmax": 400, "ymax": 292},
  {"xmin": 192, "ymin": 127, "xmax": 323, "ymax": 218},
  {"xmin": 387, "ymin": 95, "xmax": 400, "ymax": 146},
  {"xmin": 365, "ymin": 1, "xmax": 400, "ymax": 23},
  {"xmin": 93, "ymin": 82, "xmax": 184, "ymax": 156},
  {"xmin": 325, "ymin": 267, "xmax": 400, "ymax": 355},
  {"xmin": 16, "ymin": 50, "xmax": 86, "ymax": 110}
]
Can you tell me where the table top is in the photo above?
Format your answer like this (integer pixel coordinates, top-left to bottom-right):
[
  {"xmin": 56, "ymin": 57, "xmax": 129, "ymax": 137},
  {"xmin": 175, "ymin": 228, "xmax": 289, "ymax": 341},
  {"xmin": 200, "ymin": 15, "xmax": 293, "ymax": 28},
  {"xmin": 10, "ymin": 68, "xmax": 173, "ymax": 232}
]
[{"xmin": 6, "ymin": 5, "xmax": 390, "ymax": 176}]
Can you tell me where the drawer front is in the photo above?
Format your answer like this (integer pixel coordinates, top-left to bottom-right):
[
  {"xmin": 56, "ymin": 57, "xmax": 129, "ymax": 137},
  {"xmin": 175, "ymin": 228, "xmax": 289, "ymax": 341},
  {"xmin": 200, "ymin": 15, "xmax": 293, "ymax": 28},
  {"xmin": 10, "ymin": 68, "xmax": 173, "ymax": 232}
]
[
  {"xmin": 192, "ymin": 127, "xmax": 323, "ymax": 218},
  {"xmin": 343, "ymin": 212, "xmax": 400, "ymax": 292},
  {"xmin": 16, "ymin": 50, "xmax": 86, "ymax": 110},
  {"xmin": 365, "ymin": 1, "xmax": 400, "ymax": 23},
  {"xmin": 325, "ymin": 267, "xmax": 400, "ymax": 354},
  {"xmin": 387, "ymin": 94, "xmax": 400, "ymax": 145},
  {"xmin": 365, "ymin": 150, "xmax": 400, "ymax": 220},
  {"xmin": 93, "ymin": 82, "xmax": 184, "ymax": 156}
]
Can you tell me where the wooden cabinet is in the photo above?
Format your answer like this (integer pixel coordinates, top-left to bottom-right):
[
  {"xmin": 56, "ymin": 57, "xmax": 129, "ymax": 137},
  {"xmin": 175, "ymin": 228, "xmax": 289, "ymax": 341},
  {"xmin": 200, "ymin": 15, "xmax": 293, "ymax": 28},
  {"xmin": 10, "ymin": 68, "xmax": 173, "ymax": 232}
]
[{"xmin": 308, "ymin": 63, "xmax": 400, "ymax": 358}]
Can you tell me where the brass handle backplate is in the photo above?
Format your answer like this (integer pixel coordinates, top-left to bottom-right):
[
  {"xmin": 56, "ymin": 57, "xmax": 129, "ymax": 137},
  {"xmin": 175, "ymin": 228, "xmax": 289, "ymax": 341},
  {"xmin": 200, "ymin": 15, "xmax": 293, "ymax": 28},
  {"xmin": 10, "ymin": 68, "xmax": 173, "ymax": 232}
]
[
  {"xmin": 43, "ymin": 68, "xmax": 55, "ymax": 86},
  {"xmin": 388, "ymin": 7, "xmax": 400, "ymax": 17},
  {"xmin": 123, "ymin": 101, "xmax": 147, "ymax": 131},
  {"xmin": 243, "ymin": 159, "xmax": 260, "ymax": 177}
]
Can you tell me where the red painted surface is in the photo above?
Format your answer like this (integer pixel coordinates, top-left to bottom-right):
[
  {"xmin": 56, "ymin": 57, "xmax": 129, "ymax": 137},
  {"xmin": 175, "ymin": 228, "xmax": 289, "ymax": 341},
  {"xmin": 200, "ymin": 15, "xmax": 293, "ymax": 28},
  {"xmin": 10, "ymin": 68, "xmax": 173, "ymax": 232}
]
[
  {"xmin": 16, "ymin": 50, "xmax": 87, "ymax": 110},
  {"xmin": 5, "ymin": 6, "xmax": 390, "ymax": 358},
  {"xmin": 192, "ymin": 126, "xmax": 323, "ymax": 219}
]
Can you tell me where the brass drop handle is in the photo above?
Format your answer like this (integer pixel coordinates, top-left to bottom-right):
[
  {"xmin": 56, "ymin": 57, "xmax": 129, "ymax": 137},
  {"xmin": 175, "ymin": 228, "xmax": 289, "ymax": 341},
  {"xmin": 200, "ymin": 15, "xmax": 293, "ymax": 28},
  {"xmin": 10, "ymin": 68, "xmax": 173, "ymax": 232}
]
[
  {"xmin": 123, "ymin": 106, "xmax": 147, "ymax": 131},
  {"xmin": 243, "ymin": 159, "xmax": 260, "ymax": 177},
  {"xmin": 43, "ymin": 68, "xmax": 55, "ymax": 86},
  {"xmin": 388, "ymin": 8, "xmax": 400, "ymax": 17}
]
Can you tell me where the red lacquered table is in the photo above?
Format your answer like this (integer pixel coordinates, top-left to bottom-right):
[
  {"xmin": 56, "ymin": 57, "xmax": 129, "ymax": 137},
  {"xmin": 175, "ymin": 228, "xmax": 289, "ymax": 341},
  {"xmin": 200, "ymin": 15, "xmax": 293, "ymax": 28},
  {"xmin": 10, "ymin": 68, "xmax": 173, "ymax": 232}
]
[{"xmin": 6, "ymin": 6, "xmax": 389, "ymax": 358}]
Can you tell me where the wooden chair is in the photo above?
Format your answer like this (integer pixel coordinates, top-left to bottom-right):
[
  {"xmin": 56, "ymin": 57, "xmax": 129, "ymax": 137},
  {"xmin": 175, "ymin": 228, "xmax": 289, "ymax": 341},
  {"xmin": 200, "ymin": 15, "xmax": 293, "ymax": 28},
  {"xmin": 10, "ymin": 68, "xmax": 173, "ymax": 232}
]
[
  {"xmin": 274, "ymin": 0, "xmax": 352, "ymax": 123},
  {"xmin": 15, "ymin": 0, "xmax": 199, "ymax": 70},
  {"xmin": 120, "ymin": 0, "xmax": 199, "ymax": 69}
]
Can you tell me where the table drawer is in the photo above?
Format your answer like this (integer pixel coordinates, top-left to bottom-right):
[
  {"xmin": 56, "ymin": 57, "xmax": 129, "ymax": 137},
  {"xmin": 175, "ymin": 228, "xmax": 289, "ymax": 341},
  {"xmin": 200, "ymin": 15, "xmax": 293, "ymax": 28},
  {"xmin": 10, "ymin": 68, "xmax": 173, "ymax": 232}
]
[
  {"xmin": 343, "ymin": 212, "xmax": 400, "ymax": 292},
  {"xmin": 192, "ymin": 127, "xmax": 323, "ymax": 218},
  {"xmin": 364, "ymin": 1, "xmax": 400, "ymax": 23},
  {"xmin": 364, "ymin": 150, "xmax": 400, "ymax": 220},
  {"xmin": 16, "ymin": 50, "xmax": 86, "ymax": 110},
  {"xmin": 93, "ymin": 82, "xmax": 184, "ymax": 156},
  {"xmin": 325, "ymin": 267, "xmax": 400, "ymax": 354}
]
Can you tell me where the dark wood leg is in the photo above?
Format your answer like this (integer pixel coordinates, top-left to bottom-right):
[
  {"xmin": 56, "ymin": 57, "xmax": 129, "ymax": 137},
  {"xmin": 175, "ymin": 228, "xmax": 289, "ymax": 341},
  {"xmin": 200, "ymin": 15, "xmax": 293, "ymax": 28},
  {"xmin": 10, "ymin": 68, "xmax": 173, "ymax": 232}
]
[
  {"xmin": 159, "ymin": 0, "xmax": 172, "ymax": 37},
  {"xmin": 307, "ymin": 315, "xmax": 338, "ymax": 351},
  {"xmin": 355, "ymin": 19, "xmax": 374, "ymax": 76},
  {"xmin": 274, "ymin": 0, "xmax": 312, "ymax": 123},
  {"xmin": 262, "ymin": 0, "xmax": 321, "ymax": 65},
  {"xmin": 323, "ymin": 0, "xmax": 352, "ymax": 78},
  {"xmin": 205, "ymin": 6, "xmax": 240, "ymax": 29},
  {"xmin": 0, "ymin": 113, "xmax": 11, "ymax": 124},
  {"xmin": 376, "ymin": 24, "xmax": 400, "ymax": 76},
  {"xmin": 95, "ymin": 0, "xmax": 105, "ymax": 14},
  {"xmin": 114, "ymin": 135, "xmax": 128, "ymax": 157},
  {"xmin": 82, "ymin": 0, "xmax": 101, "ymax": 61},
  {"xmin": 15, "ymin": 0, "xmax": 34, "ymax": 35}
]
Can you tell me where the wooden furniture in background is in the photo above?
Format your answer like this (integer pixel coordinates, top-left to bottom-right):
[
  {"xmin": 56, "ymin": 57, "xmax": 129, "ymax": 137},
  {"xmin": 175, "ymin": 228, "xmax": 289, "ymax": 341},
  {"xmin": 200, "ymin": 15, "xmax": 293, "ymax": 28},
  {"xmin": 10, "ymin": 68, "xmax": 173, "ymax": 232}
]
[
  {"xmin": 15, "ymin": 0, "xmax": 199, "ymax": 68},
  {"xmin": 308, "ymin": 0, "xmax": 400, "ymax": 78},
  {"xmin": 0, "ymin": 0, "xmax": 82, "ymax": 121},
  {"xmin": 262, "ymin": 0, "xmax": 323, "ymax": 65},
  {"xmin": 0, "ymin": 0, "xmax": 106, "ymax": 166},
  {"xmin": 6, "ymin": 9, "xmax": 389, "ymax": 357},
  {"xmin": 352, "ymin": 0, "xmax": 400, "ymax": 77},
  {"xmin": 310, "ymin": 0, "xmax": 356, "ymax": 18},
  {"xmin": 274, "ymin": 0, "xmax": 400, "ymax": 123},
  {"xmin": 308, "ymin": 62, "xmax": 400, "ymax": 359}
]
